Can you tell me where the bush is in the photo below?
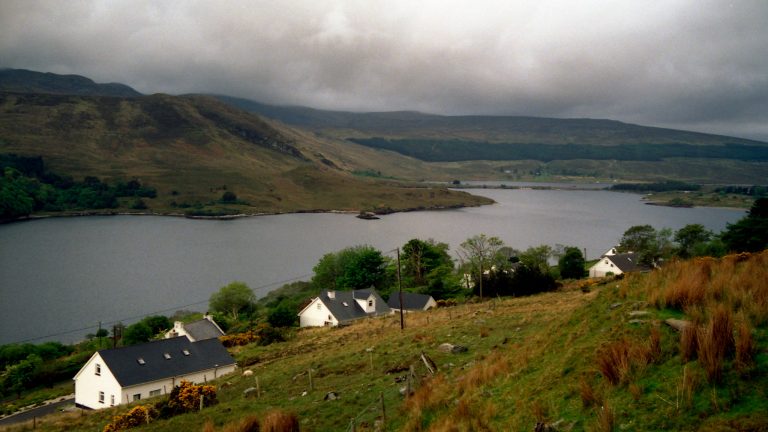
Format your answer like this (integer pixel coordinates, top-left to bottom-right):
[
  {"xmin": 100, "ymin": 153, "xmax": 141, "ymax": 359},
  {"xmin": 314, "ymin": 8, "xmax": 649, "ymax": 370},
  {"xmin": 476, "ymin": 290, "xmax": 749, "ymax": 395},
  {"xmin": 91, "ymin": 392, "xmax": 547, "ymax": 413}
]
[
  {"xmin": 156, "ymin": 380, "xmax": 217, "ymax": 418},
  {"xmin": 103, "ymin": 405, "xmax": 157, "ymax": 432}
]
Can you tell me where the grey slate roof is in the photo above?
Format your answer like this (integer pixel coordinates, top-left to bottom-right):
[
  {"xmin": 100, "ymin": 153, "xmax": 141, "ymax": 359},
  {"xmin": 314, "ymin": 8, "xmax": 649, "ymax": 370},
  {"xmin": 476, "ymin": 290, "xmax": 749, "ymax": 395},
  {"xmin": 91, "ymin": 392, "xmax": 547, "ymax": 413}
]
[
  {"xmin": 608, "ymin": 253, "xmax": 650, "ymax": 273},
  {"xmin": 98, "ymin": 336, "xmax": 235, "ymax": 387},
  {"xmin": 387, "ymin": 292, "xmax": 434, "ymax": 310},
  {"xmin": 183, "ymin": 319, "xmax": 225, "ymax": 341},
  {"xmin": 319, "ymin": 289, "xmax": 390, "ymax": 323}
]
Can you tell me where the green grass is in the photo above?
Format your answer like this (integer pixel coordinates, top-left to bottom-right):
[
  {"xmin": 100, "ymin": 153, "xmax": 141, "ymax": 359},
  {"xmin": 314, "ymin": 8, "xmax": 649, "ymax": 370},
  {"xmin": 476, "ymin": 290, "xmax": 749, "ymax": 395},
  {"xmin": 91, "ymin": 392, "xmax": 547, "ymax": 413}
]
[{"xmin": 6, "ymin": 253, "xmax": 767, "ymax": 431}]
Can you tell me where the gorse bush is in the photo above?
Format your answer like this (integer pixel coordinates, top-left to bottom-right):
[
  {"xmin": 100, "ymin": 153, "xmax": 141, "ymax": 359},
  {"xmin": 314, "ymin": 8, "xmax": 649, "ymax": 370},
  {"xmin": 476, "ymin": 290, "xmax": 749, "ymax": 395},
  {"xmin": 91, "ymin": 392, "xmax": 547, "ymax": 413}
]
[
  {"xmin": 166, "ymin": 380, "xmax": 217, "ymax": 414},
  {"xmin": 103, "ymin": 405, "xmax": 157, "ymax": 432}
]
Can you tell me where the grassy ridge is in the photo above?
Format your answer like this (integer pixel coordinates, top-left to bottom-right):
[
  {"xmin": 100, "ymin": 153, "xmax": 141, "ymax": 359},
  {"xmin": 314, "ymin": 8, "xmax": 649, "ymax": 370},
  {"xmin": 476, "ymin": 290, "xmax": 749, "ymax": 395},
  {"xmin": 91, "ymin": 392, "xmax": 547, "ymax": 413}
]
[{"xmin": 10, "ymin": 251, "xmax": 766, "ymax": 431}]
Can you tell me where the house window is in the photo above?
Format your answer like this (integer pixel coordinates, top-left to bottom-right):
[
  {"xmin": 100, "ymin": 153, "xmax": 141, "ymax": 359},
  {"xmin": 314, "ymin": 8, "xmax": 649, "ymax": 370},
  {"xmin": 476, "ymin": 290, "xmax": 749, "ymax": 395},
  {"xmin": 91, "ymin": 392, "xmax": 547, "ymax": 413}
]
[
  {"xmin": 317, "ymin": 303, "xmax": 321, "ymax": 310},
  {"xmin": 95, "ymin": 363, "xmax": 101, "ymax": 376},
  {"xmin": 149, "ymin": 389, "xmax": 161, "ymax": 397},
  {"xmin": 110, "ymin": 395, "xmax": 115, "ymax": 406},
  {"xmin": 98, "ymin": 391, "xmax": 104, "ymax": 404},
  {"xmin": 368, "ymin": 300, "xmax": 373, "ymax": 307},
  {"xmin": 182, "ymin": 349, "xmax": 190, "ymax": 356},
  {"xmin": 137, "ymin": 357, "xmax": 145, "ymax": 365},
  {"xmin": 328, "ymin": 315, "xmax": 332, "ymax": 321},
  {"xmin": 164, "ymin": 353, "xmax": 171, "ymax": 360},
  {"xmin": 133, "ymin": 393, "xmax": 141, "ymax": 401}
]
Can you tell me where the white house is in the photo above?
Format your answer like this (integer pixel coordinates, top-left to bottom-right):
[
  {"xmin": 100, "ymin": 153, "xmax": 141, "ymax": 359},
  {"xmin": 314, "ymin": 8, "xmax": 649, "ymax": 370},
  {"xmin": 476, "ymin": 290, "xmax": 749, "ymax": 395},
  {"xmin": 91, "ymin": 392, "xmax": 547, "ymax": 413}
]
[
  {"xmin": 73, "ymin": 336, "xmax": 236, "ymax": 410},
  {"xmin": 298, "ymin": 289, "xmax": 391, "ymax": 327},
  {"xmin": 164, "ymin": 314, "xmax": 225, "ymax": 342},
  {"xmin": 387, "ymin": 292, "xmax": 437, "ymax": 312},
  {"xmin": 588, "ymin": 251, "xmax": 649, "ymax": 278}
]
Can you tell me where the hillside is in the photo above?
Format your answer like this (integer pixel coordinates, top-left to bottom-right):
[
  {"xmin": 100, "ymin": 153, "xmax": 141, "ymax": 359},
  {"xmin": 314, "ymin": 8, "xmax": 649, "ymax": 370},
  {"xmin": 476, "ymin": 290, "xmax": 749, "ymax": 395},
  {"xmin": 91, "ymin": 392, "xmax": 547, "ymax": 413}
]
[
  {"xmin": 0, "ymin": 91, "xmax": 491, "ymax": 217},
  {"xmin": 218, "ymin": 96, "xmax": 768, "ymax": 184},
  {"xmin": 215, "ymin": 95, "xmax": 767, "ymax": 147},
  {"xmin": 8, "ymin": 251, "xmax": 766, "ymax": 431},
  {"xmin": 0, "ymin": 69, "xmax": 141, "ymax": 98}
]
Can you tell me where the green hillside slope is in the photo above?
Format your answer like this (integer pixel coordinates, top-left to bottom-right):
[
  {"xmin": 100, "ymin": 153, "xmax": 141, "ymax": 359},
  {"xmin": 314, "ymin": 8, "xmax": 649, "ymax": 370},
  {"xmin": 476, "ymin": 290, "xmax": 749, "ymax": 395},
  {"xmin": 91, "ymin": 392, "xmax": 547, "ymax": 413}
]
[{"xmin": 16, "ymin": 251, "xmax": 767, "ymax": 431}]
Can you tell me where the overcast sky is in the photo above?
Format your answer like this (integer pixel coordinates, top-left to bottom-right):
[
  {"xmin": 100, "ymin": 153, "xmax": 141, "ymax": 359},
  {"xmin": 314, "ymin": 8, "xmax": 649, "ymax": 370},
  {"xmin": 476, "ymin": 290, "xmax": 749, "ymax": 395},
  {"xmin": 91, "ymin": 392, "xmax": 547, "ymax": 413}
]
[{"xmin": 1, "ymin": 0, "xmax": 767, "ymax": 140}]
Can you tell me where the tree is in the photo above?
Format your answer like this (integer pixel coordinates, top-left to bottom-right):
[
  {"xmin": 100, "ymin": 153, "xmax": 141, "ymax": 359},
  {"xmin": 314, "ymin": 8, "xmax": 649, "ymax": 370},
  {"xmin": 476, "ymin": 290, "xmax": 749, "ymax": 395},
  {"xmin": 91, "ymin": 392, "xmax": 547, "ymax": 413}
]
[
  {"xmin": 209, "ymin": 281, "xmax": 256, "ymax": 320},
  {"xmin": 674, "ymin": 224, "xmax": 713, "ymax": 258},
  {"xmin": 142, "ymin": 315, "xmax": 171, "ymax": 334},
  {"xmin": 558, "ymin": 247, "xmax": 586, "ymax": 279},
  {"xmin": 519, "ymin": 245, "xmax": 554, "ymax": 275},
  {"xmin": 401, "ymin": 238, "xmax": 454, "ymax": 288},
  {"xmin": 721, "ymin": 198, "xmax": 768, "ymax": 252},
  {"xmin": 617, "ymin": 225, "xmax": 673, "ymax": 266},
  {"xmin": 617, "ymin": 225, "xmax": 656, "ymax": 254},
  {"xmin": 311, "ymin": 245, "xmax": 388, "ymax": 291},
  {"xmin": 267, "ymin": 303, "xmax": 296, "ymax": 328},
  {"xmin": 221, "ymin": 191, "xmax": 237, "ymax": 203},
  {"xmin": 2, "ymin": 354, "xmax": 41, "ymax": 398},
  {"xmin": 458, "ymin": 234, "xmax": 504, "ymax": 300},
  {"xmin": 122, "ymin": 322, "xmax": 153, "ymax": 346}
]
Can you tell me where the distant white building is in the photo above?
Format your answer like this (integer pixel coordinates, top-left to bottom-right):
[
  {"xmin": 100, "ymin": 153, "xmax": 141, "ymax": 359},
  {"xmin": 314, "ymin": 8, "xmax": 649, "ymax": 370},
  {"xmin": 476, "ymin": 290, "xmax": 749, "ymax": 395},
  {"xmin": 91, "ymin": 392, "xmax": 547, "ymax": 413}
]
[
  {"xmin": 165, "ymin": 314, "xmax": 225, "ymax": 342},
  {"xmin": 387, "ymin": 292, "xmax": 437, "ymax": 312},
  {"xmin": 73, "ymin": 336, "xmax": 235, "ymax": 410},
  {"xmin": 298, "ymin": 289, "xmax": 390, "ymax": 327},
  {"xmin": 588, "ymin": 250, "xmax": 649, "ymax": 278}
]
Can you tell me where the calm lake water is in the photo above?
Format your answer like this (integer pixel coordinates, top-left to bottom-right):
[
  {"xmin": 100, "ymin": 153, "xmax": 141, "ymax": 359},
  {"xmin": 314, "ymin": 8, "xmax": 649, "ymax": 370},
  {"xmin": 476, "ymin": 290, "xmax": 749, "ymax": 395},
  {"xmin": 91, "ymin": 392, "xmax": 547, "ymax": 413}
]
[{"xmin": 0, "ymin": 188, "xmax": 744, "ymax": 345}]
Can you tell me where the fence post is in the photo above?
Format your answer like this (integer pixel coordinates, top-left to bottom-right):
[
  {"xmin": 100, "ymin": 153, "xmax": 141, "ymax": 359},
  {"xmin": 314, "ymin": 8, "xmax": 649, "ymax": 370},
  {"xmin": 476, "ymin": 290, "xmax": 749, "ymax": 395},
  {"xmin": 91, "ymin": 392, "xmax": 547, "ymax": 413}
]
[
  {"xmin": 200, "ymin": 394, "xmax": 204, "ymax": 411},
  {"xmin": 380, "ymin": 392, "xmax": 386, "ymax": 428},
  {"xmin": 308, "ymin": 367, "xmax": 314, "ymax": 391},
  {"xmin": 256, "ymin": 376, "xmax": 261, "ymax": 398}
]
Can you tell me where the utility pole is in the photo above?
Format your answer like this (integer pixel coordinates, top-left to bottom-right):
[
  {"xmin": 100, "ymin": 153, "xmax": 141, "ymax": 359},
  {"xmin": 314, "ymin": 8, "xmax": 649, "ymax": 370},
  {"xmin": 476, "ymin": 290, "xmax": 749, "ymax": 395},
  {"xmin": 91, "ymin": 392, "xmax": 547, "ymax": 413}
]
[{"xmin": 397, "ymin": 248, "xmax": 404, "ymax": 330}]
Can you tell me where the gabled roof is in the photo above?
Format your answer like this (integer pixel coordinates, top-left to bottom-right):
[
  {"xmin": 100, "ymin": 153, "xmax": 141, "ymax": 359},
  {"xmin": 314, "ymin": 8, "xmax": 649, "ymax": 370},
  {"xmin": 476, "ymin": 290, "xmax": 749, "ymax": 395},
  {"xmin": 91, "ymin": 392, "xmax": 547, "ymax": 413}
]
[
  {"xmin": 316, "ymin": 289, "xmax": 390, "ymax": 323},
  {"xmin": 606, "ymin": 253, "xmax": 649, "ymax": 273},
  {"xmin": 97, "ymin": 336, "xmax": 234, "ymax": 387},
  {"xmin": 387, "ymin": 292, "xmax": 435, "ymax": 310},
  {"xmin": 183, "ymin": 319, "xmax": 225, "ymax": 341}
]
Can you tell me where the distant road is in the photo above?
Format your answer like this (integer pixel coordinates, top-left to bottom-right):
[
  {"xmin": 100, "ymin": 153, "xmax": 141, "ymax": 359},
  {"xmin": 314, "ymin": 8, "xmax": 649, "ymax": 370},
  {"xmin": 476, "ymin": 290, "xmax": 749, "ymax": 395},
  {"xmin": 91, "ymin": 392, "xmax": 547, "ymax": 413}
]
[{"xmin": 0, "ymin": 397, "xmax": 75, "ymax": 427}]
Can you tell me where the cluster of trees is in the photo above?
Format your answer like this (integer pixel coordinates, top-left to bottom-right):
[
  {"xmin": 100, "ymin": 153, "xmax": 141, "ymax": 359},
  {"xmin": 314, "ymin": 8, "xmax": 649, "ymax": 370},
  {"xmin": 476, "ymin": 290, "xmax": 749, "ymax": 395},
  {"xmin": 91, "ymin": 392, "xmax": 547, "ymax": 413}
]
[
  {"xmin": 714, "ymin": 185, "xmax": 767, "ymax": 197},
  {"xmin": 0, "ymin": 154, "xmax": 157, "ymax": 219},
  {"xmin": 616, "ymin": 198, "xmax": 768, "ymax": 264},
  {"xmin": 0, "ymin": 341, "xmax": 86, "ymax": 399},
  {"xmin": 610, "ymin": 180, "xmax": 701, "ymax": 192}
]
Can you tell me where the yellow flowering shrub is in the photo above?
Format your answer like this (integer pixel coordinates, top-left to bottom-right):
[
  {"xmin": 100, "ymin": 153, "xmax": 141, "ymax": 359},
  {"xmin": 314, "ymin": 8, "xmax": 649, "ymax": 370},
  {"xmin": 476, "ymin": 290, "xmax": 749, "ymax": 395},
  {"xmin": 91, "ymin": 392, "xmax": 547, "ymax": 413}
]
[
  {"xmin": 102, "ymin": 405, "xmax": 157, "ymax": 432},
  {"xmin": 167, "ymin": 380, "xmax": 217, "ymax": 413}
]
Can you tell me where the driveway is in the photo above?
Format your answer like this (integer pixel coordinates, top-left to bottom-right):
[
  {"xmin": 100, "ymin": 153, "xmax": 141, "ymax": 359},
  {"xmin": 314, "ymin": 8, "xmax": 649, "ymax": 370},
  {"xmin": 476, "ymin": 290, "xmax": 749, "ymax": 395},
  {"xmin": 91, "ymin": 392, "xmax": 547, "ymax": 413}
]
[{"xmin": 0, "ymin": 396, "xmax": 75, "ymax": 427}]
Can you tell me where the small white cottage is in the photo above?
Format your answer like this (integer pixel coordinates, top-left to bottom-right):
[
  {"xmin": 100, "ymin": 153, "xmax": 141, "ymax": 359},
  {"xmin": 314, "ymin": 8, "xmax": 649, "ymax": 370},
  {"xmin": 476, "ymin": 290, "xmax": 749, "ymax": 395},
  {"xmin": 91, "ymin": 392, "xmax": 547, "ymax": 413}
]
[
  {"xmin": 298, "ymin": 289, "xmax": 390, "ymax": 327},
  {"xmin": 387, "ymin": 292, "xmax": 437, "ymax": 312},
  {"xmin": 73, "ymin": 336, "xmax": 235, "ymax": 410},
  {"xmin": 588, "ymin": 251, "xmax": 649, "ymax": 278},
  {"xmin": 164, "ymin": 314, "xmax": 225, "ymax": 342}
]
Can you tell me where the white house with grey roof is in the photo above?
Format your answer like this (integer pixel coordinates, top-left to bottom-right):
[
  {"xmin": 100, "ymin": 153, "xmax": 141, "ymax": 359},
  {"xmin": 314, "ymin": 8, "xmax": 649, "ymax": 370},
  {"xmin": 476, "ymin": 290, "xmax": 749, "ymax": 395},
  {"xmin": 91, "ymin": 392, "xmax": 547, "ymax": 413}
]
[
  {"xmin": 298, "ymin": 289, "xmax": 391, "ymax": 327},
  {"xmin": 588, "ymin": 251, "xmax": 650, "ymax": 278},
  {"xmin": 387, "ymin": 292, "xmax": 437, "ymax": 312},
  {"xmin": 73, "ymin": 336, "xmax": 235, "ymax": 410},
  {"xmin": 165, "ymin": 314, "xmax": 225, "ymax": 342}
]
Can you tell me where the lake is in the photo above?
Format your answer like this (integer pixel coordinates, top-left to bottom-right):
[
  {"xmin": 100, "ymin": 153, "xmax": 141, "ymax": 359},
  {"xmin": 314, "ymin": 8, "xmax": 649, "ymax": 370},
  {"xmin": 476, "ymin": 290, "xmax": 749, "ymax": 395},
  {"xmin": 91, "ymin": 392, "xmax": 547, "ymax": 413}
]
[{"xmin": 0, "ymin": 188, "xmax": 745, "ymax": 345}]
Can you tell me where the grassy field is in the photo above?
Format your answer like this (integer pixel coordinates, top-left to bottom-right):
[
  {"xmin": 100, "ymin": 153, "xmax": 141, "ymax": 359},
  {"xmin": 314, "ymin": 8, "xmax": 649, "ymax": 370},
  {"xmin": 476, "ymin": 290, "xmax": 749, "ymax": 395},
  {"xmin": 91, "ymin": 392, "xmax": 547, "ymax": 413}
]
[{"xmin": 6, "ymin": 251, "xmax": 766, "ymax": 431}]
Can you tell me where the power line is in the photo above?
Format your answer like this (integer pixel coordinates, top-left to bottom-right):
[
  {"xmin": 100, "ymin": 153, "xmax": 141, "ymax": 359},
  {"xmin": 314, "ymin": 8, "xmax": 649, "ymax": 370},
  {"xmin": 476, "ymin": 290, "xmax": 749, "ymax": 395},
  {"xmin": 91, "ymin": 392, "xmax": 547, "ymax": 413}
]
[{"xmin": 6, "ymin": 273, "xmax": 313, "ymax": 345}]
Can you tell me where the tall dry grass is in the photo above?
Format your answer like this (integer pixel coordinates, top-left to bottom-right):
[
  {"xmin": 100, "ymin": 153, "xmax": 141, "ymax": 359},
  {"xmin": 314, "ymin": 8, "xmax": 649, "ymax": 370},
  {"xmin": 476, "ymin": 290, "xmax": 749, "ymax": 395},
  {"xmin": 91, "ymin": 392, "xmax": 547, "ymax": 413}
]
[
  {"xmin": 458, "ymin": 352, "xmax": 510, "ymax": 395},
  {"xmin": 647, "ymin": 251, "xmax": 768, "ymax": 325},
  {"xmin": 596, "ymin": 328, "xmax": 660, "ymax": 386},
  {"xmin": 260, "ymin": 410, "xmax": 300, "ymax": 432},
  {"xmin": 202, "ymin": 411, "xmax": 299, "ymax": 432},
  {"xmin": 735, "ymin": 320, "xmax": 756, "ymax": 371}
]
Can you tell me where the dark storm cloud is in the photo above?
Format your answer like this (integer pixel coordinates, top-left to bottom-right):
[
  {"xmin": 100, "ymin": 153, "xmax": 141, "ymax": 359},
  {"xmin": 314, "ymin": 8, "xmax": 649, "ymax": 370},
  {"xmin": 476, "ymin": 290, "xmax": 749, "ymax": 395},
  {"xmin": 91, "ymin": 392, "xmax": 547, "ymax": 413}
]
[{"xmin": 1, "ymin": 0, "xmax": 767, "ymax": 140}]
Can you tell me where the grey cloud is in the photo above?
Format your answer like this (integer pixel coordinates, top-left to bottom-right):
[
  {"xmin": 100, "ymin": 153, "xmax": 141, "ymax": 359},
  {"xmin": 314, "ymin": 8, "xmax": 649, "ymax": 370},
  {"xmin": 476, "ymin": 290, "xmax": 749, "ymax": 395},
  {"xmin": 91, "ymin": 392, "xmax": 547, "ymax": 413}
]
[{"xmin": 1, "ymin": 0, "xmax": 767, "ymax": 140}]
